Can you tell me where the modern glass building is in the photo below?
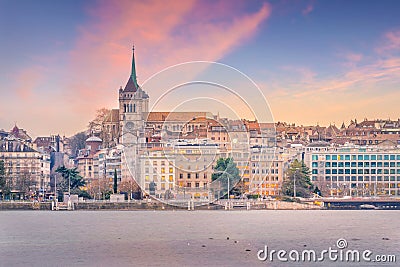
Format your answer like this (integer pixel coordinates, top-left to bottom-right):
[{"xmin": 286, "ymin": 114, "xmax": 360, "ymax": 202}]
[{"xmin": 304, "ymin": 142, "xmax": 400, "ymax": 197}]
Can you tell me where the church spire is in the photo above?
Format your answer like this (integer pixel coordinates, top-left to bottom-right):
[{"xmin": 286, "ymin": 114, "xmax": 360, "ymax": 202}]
[
  {"xmin": 131, "ymin": 45, "xmax": 138, "ymax": 88},
  {"xmin": 123, "ymin": 46, "xmax": 139, "ymax": 92}
]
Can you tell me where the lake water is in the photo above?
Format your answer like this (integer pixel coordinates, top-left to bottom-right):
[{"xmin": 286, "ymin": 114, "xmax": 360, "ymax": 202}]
[{"xmin": 0, "ymin": 210, "xmax": 399, "ymax": 266}]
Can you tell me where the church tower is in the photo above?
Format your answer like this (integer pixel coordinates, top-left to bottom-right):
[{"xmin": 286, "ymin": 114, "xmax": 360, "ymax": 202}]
[
  {"xmin": 119, "ymin": 46, "xmax": 149, "ymax": 187},
  {"xmin": 119, "ymin": 46, "xmax": 149, "ymax": 137}
]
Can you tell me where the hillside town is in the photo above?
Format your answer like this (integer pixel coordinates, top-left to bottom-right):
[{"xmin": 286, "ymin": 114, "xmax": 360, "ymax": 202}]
[{"xmin": 1, "ymin": 49, "xmax": 400, "ymax": 201}]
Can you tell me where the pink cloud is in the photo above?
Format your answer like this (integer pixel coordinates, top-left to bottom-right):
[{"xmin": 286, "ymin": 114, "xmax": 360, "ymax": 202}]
[
  {"xmin": 376, "ymin": 29, "xmax": 400, "ymax": 54},
  {"xmin": 12, "ymin": 66, "xmax": 45, "ymax": 100},
  {"xmin": 66, "ymin": 0, "xmax": 271, "ymax": 116},
  {"xmin": 345, "ymin": 53, "xmax": 363, "ymax": 63},
  {"xmin": 302, "ymin": 4, "xmax": 314, "ymax": 16}
]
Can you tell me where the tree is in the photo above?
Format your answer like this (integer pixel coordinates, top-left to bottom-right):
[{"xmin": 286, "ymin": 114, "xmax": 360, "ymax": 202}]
[
  {"xmin": 0, "ymin": 160, "xmax": 5, "ymax": 194},
  {"xmin": 282, "ymin": 159, "xmax": 313, "ymax": 198},
  {"xmin": 0, "ymin": 160, "xmax": 7, "ymax": 199},
  {"xmin": 87, "ymin": 178, "xmax": 111, "ymax": 200},
  {"xmin": 68, "ymin": 132, "xmax": 87, "ymax": 158},
  {"xmin": 212, "ymin": 158, "xmax": 241, "ymax": 198},
  {"xmin": 14, "ymin": 170, "xmax": 34, "ymax": 199},
  {"xmin": 119, "ymin": 180, "xmax": 141, "ymax": 200},
  {"xmin": 113, "ymin": 169, "xmax": 118, "ymax": 194},
  {"xmin": 55, "ymin": 166, "xmax": 89, "ymax": 198},
  {"xmin": 87, "ymin": 108, "xmax": 110, "ymax": 135}
]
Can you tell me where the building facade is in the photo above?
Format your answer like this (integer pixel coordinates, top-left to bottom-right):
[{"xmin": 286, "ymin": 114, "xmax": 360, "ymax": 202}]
[{"xmin": 305, "ymin": 142, "xmax": 400, "ymax": 197}]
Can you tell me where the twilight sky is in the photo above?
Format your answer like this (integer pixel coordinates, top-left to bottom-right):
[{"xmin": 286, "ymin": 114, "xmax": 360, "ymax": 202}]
[{"xmin": 1, "ymin": 0, "xmax": 399, "ymax": 137}]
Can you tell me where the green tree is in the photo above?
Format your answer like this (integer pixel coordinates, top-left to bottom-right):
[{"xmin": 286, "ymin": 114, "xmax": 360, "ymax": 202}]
[
  {"xmin": 282, "ymin": 159, "xmax": 313, "ymax": 198},
  {"xmin": 113, "ymin": 169, "xmax": 118, "ymax": 194},
  {"xmin": 55, "ymin": 166, "xmax": 89, "ymax": 198},
  {"xmin": 212, "ymin": 158, "xmax": 241, "ymax": 198},
  {"xmin": 0, "ymin": 160, "xmax": 12, "ymax": 200},
  {"xmin": 0, "ymin": 160, "xmax": 5, "ymax": 192},
  {"xmin": 0, "ymin": 160, "xmax": 6, "ymax": 199}
]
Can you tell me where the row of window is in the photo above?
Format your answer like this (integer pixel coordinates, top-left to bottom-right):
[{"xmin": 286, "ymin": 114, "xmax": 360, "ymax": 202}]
[
  {"xmin": 251, "ymin": 169, "xmax": 279, "ymax": 174},
  {"xmin": 323, "ymin": 176, "xmax": 400, "ymax": 182},
  {"xmin": 178, "ymin": 173, "xmax": 208, "ymax": 179},
  {"xmin": 313, "ymin": 154, "xmax": 400, "ymax": 161},
  {"xmin": 123, "ymin": 103, "xmax": 136, "ymax": 113},
  {"xmin": 314, "ymin": 169, "xmax": 400, "ymax": 175},
  {"xmin": 145, "ymin": 175, "xmax": 174, "ymax": 182},
  {"xmin": 313, "ymin": 161, "xmax": 400, "ymax": 168},
  {"xmin": 145, "ymin": 167, "xmax": 174, "ymax": 174}
]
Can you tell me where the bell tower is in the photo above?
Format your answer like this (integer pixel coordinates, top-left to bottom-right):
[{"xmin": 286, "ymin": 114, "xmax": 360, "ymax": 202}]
[{"xmin": 119, "ymin": 46, "xmax": 149, "ymax": 188}]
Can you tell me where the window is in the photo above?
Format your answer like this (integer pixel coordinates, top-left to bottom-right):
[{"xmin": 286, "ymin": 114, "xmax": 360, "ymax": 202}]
[
  {"xmin": 312, "ymin": 169, "xmax": 318, "ymax": 174},
  {"xmin": 371, "ymin": 155, "xmax": 377, "ymax": 160},
  {"xmin": 312, "ymin": 155, "xmax": 318, "ymax": 160},
  {"xmin": 161, "ymin": 176, "xmax": 165, "ymax": 182},
  {"xmin": 312, "ymin": 162, "xmax": 318, "ymax": 168},
  {"xmin": 169, "ymin": 167, "xmax": 173, "ymax": 173},
  {"xmin": 196, "ymin": 173, "xmax": 199, "ymax": 179},
  {"xmin": 161, "ymin": 161, "xmax": 165, "ymax": 166},
  {"xmin": 169, "ymin": 175, "xmax": 173, "ymax": 182},
  {"xmin": 358, "ymin": 155, "xmax": 363, "ymax": 160},
  {"xmin": 204, "ymin": 173, "xmax": 207, "ymax": 179},
  {"xmin": 332, "ymin": 155, "xmax": 337, "ymax": 160},
  {"xmin": 364, "ymin": 155, "xmax": 370, "ymax": 160},
  {"xmin": 326, "ymin": 155, "xmax": 331, "ymax": 160},
  {"xmin": 344, "ymin": 155, "xmax": 350, "ymax": 160},
  {"xmin": 325, "ymin": 162, "xmax": 331, "ymax": 167},
  {"xmin": 161, "ymin": 168, "xmax": 165, "ymax": 174},
  {"xmin": 179, "ymin": 173, "xmax": 183, "ymax": 179},
  {"xmin": 187, "ymin": 173, "xmax": 191, "ymax": 179},
  {"xmin": 195, "ymin": 182, "xmax": 200, "ymax": 188}
]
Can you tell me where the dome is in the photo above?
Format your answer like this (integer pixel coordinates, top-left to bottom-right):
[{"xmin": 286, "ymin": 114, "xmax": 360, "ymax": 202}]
[{"xmin": 86, "ymin": 136, "xmax": 102, "ymax": 142}]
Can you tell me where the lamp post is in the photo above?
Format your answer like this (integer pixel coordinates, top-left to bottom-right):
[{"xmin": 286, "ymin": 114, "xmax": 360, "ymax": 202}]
[{"xmin": 293, "ymin": 169, "xmax": 297, "ymax": 198}]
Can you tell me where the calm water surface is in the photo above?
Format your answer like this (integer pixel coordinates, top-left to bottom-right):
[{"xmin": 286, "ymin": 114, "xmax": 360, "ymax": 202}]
[{"xmin": 0, "ymin": 210, "xmax": 399, "ymax": 266}]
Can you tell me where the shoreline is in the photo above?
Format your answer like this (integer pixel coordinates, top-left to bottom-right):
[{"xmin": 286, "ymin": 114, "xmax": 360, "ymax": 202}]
[{"xmin": 0, "ymin": 200, "xmax": 322, "ymax": 211}]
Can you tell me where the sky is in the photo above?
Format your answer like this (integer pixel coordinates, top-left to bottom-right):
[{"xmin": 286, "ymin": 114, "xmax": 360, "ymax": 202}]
[{"xmin": 1, "ymin": 0, "xmax": 399, "ymax": 138}]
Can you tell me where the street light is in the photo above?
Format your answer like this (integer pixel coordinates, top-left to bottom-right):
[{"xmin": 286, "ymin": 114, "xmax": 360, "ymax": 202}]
[
  {"xmin": 293, "ymin": 167, "xmax": 300, "ymax": 198},
  {"xmin": 293, "ymin": 170, "xmax": 296, "ymax": 198}
]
